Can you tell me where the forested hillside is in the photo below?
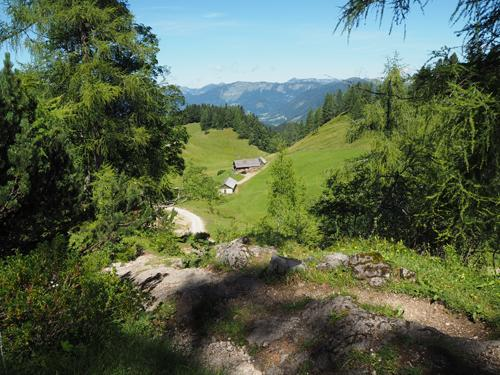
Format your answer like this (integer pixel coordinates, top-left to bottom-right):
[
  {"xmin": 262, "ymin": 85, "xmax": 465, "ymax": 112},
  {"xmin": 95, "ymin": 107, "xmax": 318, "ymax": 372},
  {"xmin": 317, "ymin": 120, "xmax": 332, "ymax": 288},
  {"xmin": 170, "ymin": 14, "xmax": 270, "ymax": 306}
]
[{"xmin": 182, "ymin": 78, "xmax": 376, "ymax": 125}]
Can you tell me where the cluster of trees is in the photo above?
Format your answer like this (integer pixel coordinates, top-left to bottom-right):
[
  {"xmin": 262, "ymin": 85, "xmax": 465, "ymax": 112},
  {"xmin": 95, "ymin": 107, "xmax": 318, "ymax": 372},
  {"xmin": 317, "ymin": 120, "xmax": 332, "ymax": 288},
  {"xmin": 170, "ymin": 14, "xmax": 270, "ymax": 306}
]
[
  {"xmin": 315, "ymin": 1, "xmax": 499, "ymax": 263},
  {"xmin": 0, "ymin": 0, "xmax": 186, "ymax": 372},
  {"xmin": 276, "ymin": 81, "xmax": 376, "ymax": 145},
  {"xmin": 181, "ymin": 104, "xmax": 279, "ymax": 152}
]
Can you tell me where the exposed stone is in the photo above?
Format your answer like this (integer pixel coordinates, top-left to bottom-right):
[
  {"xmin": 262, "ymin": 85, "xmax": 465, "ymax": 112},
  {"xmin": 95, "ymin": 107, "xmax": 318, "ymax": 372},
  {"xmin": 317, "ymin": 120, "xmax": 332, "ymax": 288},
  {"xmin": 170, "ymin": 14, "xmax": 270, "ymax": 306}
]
[
  {"xmin": 316, "ymin": 252, "xmax": 350, "ymax": 270},
  {"xmin": 199, "ymin": 340, "xmax": 262, "ymax": 375},
  {"xmin": 108, "ymin": 254, "xmax": 218, "ymax": 310},
  {"xmin": 368, "ymin": 276, "xmax": 387, "ymax": 287},
  {"xmin": 216, "ymin": 238, "xmax": 276, "ymax": 269},
  {"xmin": 267, "ymin": 254, "xmax": 306, "ymax": 275},
  {"xmin": 247, "ymin": 316, "xmax": 301, "ymax": 346},
  {"xmin": 349, "ymin": 252, "xmax": 391, "ymax": 286},
  {"xmin": 400, "ymin": 267, "xmax": 417, "ymax": 281}
]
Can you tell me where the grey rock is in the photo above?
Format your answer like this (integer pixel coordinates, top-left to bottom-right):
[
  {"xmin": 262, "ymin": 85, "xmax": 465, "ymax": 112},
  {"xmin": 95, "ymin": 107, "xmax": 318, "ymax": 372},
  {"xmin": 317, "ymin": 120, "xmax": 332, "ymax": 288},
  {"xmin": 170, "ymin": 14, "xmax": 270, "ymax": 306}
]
[
  {"xmin": 368, "ymin": 277, "xmax": 387, "ymax": 287},
  {"xmin": 267, "ymin": 254, "xmax": 305, "ymax": 275},
  {"xmin": 216, "ymin": 238, "xmax": 276, "ymax": 269},
  {"xmin": 317, "ymin": 252, "xmax": 350, "ymax": 270},
  {"xmin": 400, "ymin": 267, "xmax": 416, "ymax": 281},
  {"xmin": 247, "ymin": 317, "xmax": 301, "ymax": 346},
  {"xmin": 348, "ymin": 252, "xmax": 391, "ymax": 287}
]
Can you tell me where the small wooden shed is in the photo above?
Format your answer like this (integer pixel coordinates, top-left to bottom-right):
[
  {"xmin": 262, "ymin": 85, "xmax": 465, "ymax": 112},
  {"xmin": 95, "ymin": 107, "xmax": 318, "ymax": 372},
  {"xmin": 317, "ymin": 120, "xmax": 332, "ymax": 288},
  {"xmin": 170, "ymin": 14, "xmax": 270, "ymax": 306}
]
[{"xmin": 220, "ymin": 177, "xmax": 238, "ymax": 194}]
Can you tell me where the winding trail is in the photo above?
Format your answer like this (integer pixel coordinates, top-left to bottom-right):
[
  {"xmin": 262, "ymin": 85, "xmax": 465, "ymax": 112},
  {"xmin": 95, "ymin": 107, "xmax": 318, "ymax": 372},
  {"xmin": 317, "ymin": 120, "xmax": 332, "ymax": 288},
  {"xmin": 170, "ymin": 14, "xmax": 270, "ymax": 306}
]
[{"xmin": 165, "ymin": 206, "xmax": 206, "ymax": 234}]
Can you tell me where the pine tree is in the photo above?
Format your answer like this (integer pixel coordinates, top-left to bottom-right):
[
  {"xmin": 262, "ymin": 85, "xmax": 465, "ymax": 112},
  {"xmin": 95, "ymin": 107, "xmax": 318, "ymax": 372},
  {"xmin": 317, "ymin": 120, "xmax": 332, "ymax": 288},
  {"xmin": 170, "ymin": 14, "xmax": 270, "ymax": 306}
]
[
  {"xmin": 321, "ymin": 93, "xmax": 335, "ymax": 124},
  {"xmin": 261, "ymin": 151, "xmax": 318, "ymax": 245},
  {"xmin": 1, "ymin": 0, "xmax": 187, "ymax": 182}
]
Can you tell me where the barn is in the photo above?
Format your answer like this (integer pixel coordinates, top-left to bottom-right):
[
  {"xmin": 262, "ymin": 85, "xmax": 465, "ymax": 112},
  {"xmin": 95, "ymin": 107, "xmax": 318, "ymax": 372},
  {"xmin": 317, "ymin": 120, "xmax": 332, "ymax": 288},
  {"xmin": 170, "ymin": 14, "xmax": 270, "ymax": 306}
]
[
  {"xmin": 233, "ymin": 157, "xmax": 267, "ymax": 173},
  {"xmin": 220, "ymin": 177, "xmax": 238, "ymax": 194}
]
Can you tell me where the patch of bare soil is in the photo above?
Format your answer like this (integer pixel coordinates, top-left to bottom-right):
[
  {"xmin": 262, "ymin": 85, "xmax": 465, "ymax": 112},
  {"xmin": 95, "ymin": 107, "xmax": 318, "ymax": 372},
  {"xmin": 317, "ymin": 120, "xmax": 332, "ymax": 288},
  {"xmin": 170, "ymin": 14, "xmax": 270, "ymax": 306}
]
[
  {"xmin": 351, "ymin": 288, "xmax": 490, "ymax": 340},
  {"xmin": 110, "ymin": 253, "xmax": 500, "ymax": 374}
]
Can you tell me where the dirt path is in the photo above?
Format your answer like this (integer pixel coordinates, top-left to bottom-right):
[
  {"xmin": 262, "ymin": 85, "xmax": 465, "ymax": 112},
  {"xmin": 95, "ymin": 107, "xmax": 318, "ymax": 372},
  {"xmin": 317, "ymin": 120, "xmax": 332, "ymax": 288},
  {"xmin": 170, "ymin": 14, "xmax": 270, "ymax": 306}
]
[
  {"xmin": 236, "ymin": 161, "xmax": 270, "ymax": 187},
  {"xmin": 110, "ymin": 251, "xmax": 499, "ymax": 375},
  {"xmin": 237, "ymin": 171, "xmax": 258, "ymax": 185},
  {"xmin": 351, "ymin": 288, "xmax": 490, "ymax": 340},
  {"xmin": 165, "ymin": 206, "xmax": 206, "ymax": 234}
]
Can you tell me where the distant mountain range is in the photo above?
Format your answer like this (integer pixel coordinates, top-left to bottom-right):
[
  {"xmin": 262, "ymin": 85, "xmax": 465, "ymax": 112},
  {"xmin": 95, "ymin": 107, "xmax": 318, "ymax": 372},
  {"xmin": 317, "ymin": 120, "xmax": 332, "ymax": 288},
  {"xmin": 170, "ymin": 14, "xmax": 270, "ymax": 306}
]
[{"xmin": 181, "ymin": 77, "xmax": 375, "ymax": 126}]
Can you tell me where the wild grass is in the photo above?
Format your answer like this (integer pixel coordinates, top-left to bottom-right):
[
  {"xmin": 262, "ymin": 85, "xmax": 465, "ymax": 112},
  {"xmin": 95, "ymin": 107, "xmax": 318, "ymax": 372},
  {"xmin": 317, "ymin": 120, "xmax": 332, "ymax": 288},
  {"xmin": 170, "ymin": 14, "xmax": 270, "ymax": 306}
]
[
  {"xmin": 183, "ymin": 123, "xmax": 265, "ymax": 182},
  {"xmin": 181, "ymin": 116, "xmax": 371, "ymax": 235},
  {"xmin": 327, "ymin": 237, "xmax": 500, "ymax": 333}
]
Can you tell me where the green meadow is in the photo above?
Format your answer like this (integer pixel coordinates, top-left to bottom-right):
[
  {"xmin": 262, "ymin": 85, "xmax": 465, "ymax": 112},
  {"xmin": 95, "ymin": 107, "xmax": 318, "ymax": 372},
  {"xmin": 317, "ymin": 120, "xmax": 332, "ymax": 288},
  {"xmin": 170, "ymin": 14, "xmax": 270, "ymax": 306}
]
[
  {"xmin": 183, "ymin": 123, "xmax": 267, "ymax": 184},
  {"xmin": 181, "ymin": 116, "xmax": 371, "ymax": 233}
]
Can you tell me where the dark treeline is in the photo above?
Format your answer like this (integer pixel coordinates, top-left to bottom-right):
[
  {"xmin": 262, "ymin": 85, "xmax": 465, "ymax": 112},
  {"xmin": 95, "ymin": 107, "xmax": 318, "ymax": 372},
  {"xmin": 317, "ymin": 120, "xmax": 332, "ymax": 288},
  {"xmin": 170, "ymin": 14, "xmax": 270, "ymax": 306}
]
[
  {"xmin": 180, "ymin": 104, "xmax": 279, "ymax": 152},
  {"xmin": 180, "ymin": 81, "xmax": 378, "ymax": 150}
]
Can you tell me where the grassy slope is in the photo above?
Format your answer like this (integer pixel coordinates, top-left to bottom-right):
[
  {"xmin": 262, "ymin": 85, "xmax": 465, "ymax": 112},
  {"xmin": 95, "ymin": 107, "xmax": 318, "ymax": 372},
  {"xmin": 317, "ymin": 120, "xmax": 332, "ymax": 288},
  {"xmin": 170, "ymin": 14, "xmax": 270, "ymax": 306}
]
[
  {"xmin": 183, "ymin": 123, "xmax": 266, "ymax": 184},
  {"xmin": 182, "ymin": 116, "xmax": 371, "ymax": 233}
]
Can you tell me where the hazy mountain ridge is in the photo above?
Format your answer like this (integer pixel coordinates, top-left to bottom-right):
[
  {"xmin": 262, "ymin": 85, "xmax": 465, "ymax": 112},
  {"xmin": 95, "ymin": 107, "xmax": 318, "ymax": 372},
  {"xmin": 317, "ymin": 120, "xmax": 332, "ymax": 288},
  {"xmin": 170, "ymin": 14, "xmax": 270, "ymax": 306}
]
[{"xmin": 182, "ymin": 78, "xmax": 375, "ymax": 125}]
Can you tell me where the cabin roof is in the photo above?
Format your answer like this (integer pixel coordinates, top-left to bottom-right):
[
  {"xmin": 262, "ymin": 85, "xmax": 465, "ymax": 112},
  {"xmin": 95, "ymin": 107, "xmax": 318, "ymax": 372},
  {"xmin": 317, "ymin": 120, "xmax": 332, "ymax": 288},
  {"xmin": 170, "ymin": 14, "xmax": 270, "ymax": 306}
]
[
  {"xmin": 233, "ymin": 158, "xmax": 262, "ymax": 169},
  {"xmin": 222, "ymin": 177, "xmax": 238, "ymax": 190}
]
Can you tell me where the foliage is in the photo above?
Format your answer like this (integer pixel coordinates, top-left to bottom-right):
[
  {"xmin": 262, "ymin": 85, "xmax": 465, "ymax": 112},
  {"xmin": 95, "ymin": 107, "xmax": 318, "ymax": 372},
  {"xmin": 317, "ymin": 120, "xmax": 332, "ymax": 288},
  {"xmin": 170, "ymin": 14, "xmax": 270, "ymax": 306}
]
[
  {"xmin": 315, "ymin": 58, "xmax": 499, "ymax": 261},
  {"xmin": 276, "ymin": 81, "xmax": 377, "ymax": 146},
  {"xmin": 0, "ymin": 237, "xmax": 144, "ymax": 373},
  {"xmin": 336, "ymin": 0, "xmax": 499, "ymax": 52},
  {"xmin": 0, "ymin": 53, "xmax": 80, "ymax": 255},
  {"xmin": 181, "ymin": 104, "xmax": 278, "ymax": 152},
  {"xmin": 1, "ymin": 0, "xmax": 187, "ymax": 181},
  {"xmin": 259, "ymin": 151, "xmax": 319, "ymax": 245},
  {"xmin": 181, "ymin": 164, "xmax": 220, "ymax": 206}
]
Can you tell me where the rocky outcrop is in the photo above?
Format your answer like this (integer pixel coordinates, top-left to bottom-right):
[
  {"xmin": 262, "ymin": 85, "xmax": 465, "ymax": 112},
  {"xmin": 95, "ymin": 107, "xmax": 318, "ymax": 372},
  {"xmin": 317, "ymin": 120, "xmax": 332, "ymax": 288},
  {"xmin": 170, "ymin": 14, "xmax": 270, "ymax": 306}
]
[
  {"xmin": 108, "ymin": 254, "xmax": 219, "ymax": 310},
  {"xmin": 400, "ymin": 267, "xmax": 417, "ymax": 281},
  {"xmin": 110, "ymin": 251, "xmax": 498, "ymax": 375},
  {"xmin": 304, "ymin": 297, "xmax": 500, "ymax": 375},
  {"xmin": 199, "ymin": 340, "xmax": 262, "ymax": 375},
  {"xmin": 316, "ymin": 253, "xmax": 350, "ymax": 270},
  {"xmin": 216, "ymin": 238, "xmax": 276, "ymax": 269},
  {"xmin": 267, "ymin": 254, "xmax": 306, "ymax": 275},
  {"xmin": 348, "ymin": 252, "xmax": 392, "ymax": 287}
]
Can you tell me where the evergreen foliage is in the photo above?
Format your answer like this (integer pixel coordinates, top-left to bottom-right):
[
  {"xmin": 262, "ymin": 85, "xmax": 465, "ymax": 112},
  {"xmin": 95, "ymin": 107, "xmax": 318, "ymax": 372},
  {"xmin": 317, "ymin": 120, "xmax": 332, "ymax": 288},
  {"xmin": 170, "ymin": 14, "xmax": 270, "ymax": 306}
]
[
  {"xmin": 259, "ymin": 151, "xmax": 318, "ymax": 245},
  {"xmin": 316, "ymin": 49, "xmax": 499, "ymax": 262},
  {"xmin": 181, "ymin": 104, "xmax": 278, "ymax": 152},
  {"xmin": 0, "ymin": 54, "xmax": 80, "ymax": 254},
  {"xmin": 0, "ymin": 1, "xmax": 187, "ymax": 370}
]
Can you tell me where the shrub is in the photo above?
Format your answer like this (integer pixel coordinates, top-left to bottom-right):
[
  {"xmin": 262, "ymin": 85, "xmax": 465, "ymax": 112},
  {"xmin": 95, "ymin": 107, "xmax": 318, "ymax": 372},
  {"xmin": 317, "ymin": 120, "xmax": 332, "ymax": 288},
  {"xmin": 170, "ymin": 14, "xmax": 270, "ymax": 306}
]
[
  {"xmin": 0, "ymin": 237, "xmax": 143, "ymax": 373},
  {"xmin": 259, "ymin": 151, "xmax": 319, "ymax": 246}
]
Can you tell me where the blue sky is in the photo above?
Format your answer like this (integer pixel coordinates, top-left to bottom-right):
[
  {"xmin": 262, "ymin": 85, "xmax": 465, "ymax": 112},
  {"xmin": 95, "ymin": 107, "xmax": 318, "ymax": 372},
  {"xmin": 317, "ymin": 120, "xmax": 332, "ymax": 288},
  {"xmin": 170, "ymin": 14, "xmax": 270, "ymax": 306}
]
[{"xmin": 2, "ymin": 1, "xmax": 465, "ymax": 88}]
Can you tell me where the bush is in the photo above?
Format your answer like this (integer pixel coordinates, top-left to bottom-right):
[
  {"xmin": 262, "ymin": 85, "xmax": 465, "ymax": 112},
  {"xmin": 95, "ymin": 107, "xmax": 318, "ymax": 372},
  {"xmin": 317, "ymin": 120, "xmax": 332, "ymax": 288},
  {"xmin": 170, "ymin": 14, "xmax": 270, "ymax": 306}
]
[
  {"xmin": 0, "ymin": 237, "xmax": 143, "ymax": 373},
  {"xmin": 259, "ymin": 151, "xmax": 319, "ymax": 246}
]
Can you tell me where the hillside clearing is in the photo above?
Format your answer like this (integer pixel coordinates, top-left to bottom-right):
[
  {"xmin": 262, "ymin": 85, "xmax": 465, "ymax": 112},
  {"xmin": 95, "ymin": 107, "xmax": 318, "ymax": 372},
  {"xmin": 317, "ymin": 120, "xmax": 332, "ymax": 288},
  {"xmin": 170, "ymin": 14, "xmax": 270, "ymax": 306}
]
[
  {"xmin": 183, "ymin": 123, "xmax": 267, "ymax": 184},
  {"xmin": 182, "ymin": 116, "xmax": 371, "ymax": 234}
]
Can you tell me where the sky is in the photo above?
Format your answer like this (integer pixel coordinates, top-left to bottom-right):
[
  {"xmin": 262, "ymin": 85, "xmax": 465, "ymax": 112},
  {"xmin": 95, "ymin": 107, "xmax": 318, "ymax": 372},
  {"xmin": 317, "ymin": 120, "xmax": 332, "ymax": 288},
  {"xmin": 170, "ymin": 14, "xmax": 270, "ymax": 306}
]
[{"xmin": 2, "ymin": 1, "xmax": 465, "ymax": 88}]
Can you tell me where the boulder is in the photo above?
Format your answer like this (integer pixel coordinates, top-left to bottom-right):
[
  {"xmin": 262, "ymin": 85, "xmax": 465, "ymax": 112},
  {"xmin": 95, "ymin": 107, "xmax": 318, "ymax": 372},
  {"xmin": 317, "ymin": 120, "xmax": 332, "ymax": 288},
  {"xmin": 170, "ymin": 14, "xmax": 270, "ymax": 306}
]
[
  {"xmin": 349, "ymin": 252, "xmax": 391, "ymax": 286},
  {"xmin": 216, "ymin": 238, "xmax": 276, "ymax": 269},
  {"xmin": 400, "ymin": 267, "xmax": 416, "ymax": 281},
  {"xmin": 267, "ymin": 254, "xmax": 306, "ymax": 275},
  {"xmin": 216, "ymin": 238, "xmax": 251, "ymax": 269},
  {"xmin": 316, "ymin": 252, "xmax": 350, "ymax": 270}
]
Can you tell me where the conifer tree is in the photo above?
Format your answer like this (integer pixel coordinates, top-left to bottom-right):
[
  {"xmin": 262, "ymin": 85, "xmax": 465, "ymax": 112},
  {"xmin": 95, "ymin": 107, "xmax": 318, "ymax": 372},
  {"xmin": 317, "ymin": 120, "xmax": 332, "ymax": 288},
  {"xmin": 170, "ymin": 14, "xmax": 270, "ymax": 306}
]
[{"xmin": 1, "ymin": 0, "xmax": 187, "ymax": 183}]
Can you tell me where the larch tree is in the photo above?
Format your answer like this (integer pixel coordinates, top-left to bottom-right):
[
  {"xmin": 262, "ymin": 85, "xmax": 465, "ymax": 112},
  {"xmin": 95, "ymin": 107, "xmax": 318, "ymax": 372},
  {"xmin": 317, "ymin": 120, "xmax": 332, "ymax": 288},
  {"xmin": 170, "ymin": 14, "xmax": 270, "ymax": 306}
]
[{"xmin": 0, "ymin": 0, "xmax": 187, "ymax": 184}]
